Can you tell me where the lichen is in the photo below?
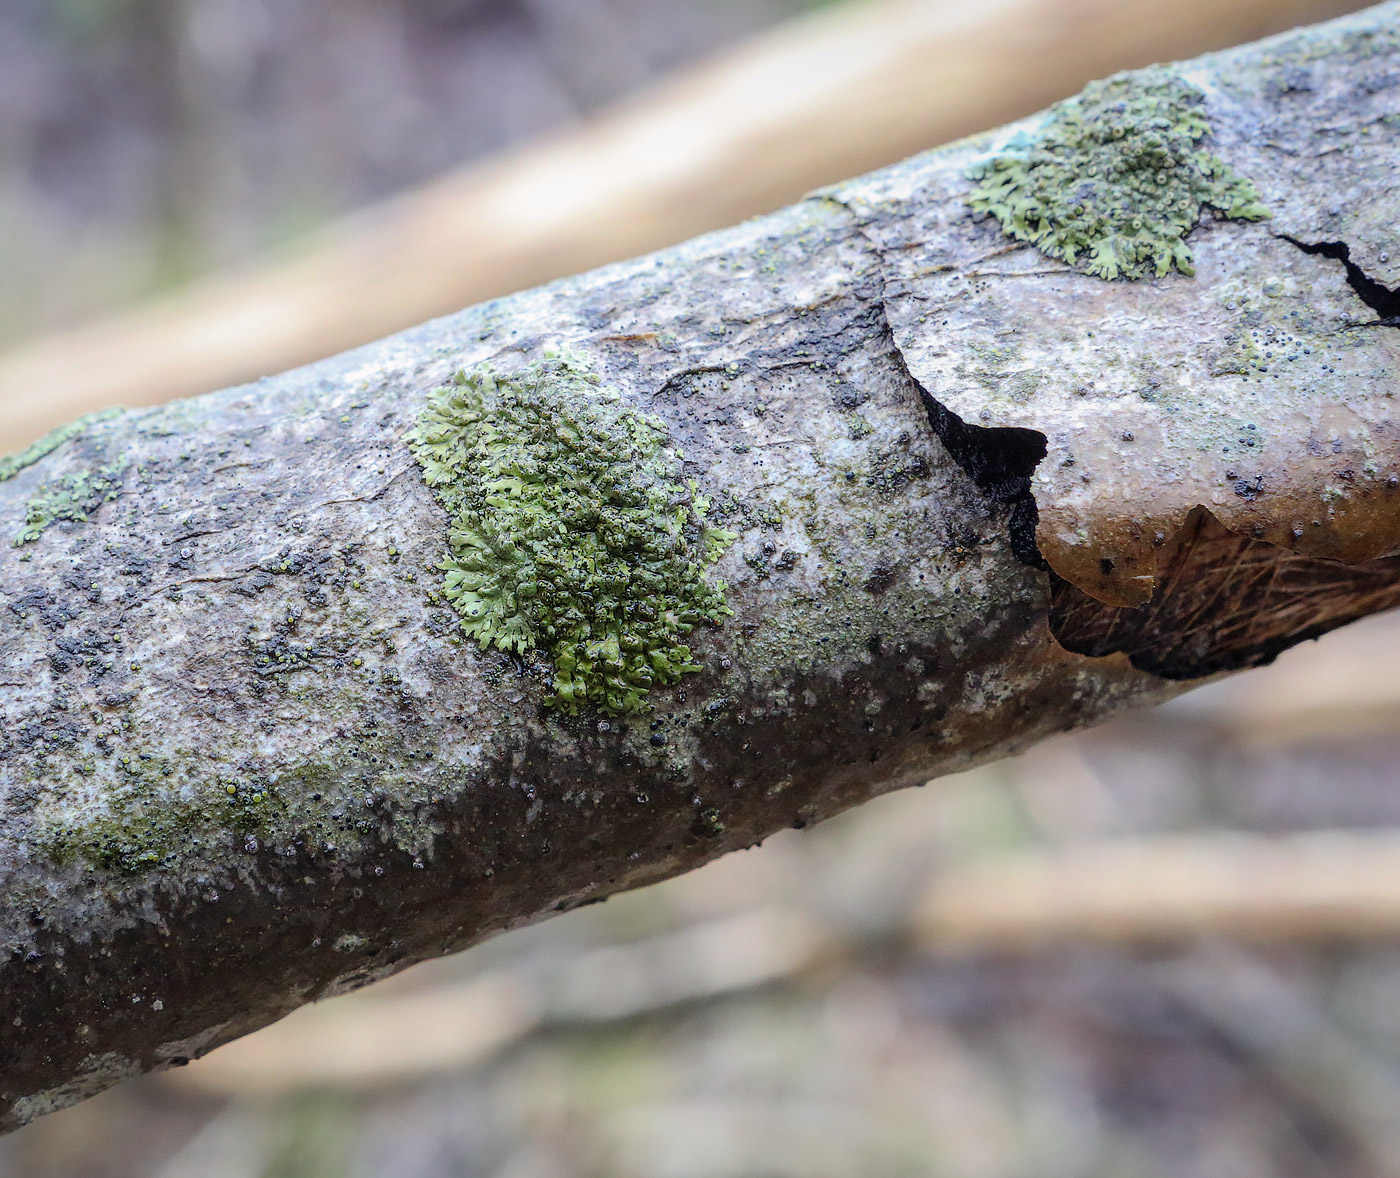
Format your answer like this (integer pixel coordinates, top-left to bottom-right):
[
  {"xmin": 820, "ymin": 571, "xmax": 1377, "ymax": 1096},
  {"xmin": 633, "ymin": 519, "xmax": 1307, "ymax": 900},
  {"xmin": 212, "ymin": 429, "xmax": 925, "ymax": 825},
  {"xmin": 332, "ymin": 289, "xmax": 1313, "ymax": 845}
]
[
  {"xmin": 14, "ymin": 463, "xmax": 124, "ymax": 545},
  {"xmin": 408, "ymin": 350, "xmax": 736, "ymax": 715},
  {"xmin": 33, "ymin": 719, "xmax": 437, "ymax": 876},
  {"xmin": 966, "ymin": 69, "xmax": 1270, "ymax": 280},
  {"xmin": 39, "ymin": 768, "xmax": 285, "ymax": 876},
  {"xmin": 0, "ymin": 407, "xmax": 123, "ymax": 483}
]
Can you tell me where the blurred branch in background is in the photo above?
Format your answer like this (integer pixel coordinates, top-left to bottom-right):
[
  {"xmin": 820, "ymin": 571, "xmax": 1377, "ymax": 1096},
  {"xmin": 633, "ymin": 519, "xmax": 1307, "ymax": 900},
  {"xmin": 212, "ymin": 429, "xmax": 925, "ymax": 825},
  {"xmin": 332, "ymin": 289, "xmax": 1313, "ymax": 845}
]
[
  {"xmin": 0, "ymin": 0, "xmax": 807, "ymax": 344},
  {"xmin": 0, "ymin": 0, "xmax": 1364, "ymax": 453},
  {"xmin": 918, "ymin": 831, "xmax": 1400, "ymax": 948}
]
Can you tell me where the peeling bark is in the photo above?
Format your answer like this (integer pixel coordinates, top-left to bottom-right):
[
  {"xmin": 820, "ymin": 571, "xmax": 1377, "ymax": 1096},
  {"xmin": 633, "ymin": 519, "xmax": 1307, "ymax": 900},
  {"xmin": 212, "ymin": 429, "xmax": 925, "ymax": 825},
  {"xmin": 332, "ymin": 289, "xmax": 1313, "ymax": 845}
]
[
  {"xmin": 3, "ymin": 3, "xmax": 1400, "ymax": 1132},
  {"xmin": 832, "ymin": 21, "xmax": 1400, "ymax": 609}
]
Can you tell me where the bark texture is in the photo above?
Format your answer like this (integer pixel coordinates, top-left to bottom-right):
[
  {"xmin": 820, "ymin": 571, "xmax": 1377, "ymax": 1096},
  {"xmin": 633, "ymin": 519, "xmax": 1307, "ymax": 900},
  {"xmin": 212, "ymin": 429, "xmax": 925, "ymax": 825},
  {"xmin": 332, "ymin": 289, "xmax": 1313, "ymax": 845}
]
[{"xmin": 3, "ymin": 4, "xmax": 1399, "ymax": 1131}]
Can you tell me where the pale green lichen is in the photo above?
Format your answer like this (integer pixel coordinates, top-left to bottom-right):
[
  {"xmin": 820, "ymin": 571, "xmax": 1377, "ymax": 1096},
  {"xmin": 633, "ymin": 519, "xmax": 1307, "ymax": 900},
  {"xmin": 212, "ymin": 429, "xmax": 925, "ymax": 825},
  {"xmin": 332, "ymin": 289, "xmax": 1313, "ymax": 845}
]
[
  {"xmin": 967, "ymin": 70, "xmax": 1270, "ymax": 280},
  {"xmin": 0, "ymin": 406, "xmax": 123, "ymax": 483},
  {"xmin": 408, "ymin": 350, "xmax": 736, "ymax": 715},
  {"xmin": 14, "ymin": 463, "xmax": 124, "ymax": 545}
]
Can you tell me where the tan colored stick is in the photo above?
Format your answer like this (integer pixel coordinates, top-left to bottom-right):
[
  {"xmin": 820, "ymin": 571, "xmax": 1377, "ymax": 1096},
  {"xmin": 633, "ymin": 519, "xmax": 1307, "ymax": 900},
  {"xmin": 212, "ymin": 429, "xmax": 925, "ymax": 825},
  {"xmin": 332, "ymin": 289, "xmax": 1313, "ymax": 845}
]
[
  {"xmin": 918, "ymin": 831, "xmax": 1400, "ymax": 949},
  {"xmin": 0, "ymin": 0, "xmax": 1361, "ymax": 452}
]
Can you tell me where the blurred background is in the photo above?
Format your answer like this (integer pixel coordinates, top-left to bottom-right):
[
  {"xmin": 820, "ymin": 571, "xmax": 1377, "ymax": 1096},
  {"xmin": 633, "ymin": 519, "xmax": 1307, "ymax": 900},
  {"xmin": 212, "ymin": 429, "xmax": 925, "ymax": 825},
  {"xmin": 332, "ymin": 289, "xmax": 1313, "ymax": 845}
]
[{"xmin": 4, "ymin": 0, "xmax": 1400, "ymax": 1175}]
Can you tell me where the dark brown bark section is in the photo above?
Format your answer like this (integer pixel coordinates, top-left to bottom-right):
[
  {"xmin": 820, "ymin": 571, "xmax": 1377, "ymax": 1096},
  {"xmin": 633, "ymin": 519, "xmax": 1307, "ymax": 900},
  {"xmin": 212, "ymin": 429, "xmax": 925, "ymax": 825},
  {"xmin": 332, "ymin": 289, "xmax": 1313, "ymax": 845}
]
[{"xmin": 1050, "ymin": 507, "xmax": 1400, "ymax": 677}]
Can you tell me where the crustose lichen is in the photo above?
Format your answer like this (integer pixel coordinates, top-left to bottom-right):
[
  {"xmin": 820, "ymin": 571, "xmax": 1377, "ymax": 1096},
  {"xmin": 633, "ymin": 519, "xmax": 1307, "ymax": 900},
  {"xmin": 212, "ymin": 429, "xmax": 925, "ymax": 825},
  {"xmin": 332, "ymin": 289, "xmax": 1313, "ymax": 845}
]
[
  {"xmin": 14, "ymin": 463, "xmax": 124, "ymax": 546},
  {"xmin": 966, "ymin": 69, "xmax": 1269, "ymax": 280},
  {"xmin": 408, "ymin": 350, "xmax": 735, "ymax": 715}
]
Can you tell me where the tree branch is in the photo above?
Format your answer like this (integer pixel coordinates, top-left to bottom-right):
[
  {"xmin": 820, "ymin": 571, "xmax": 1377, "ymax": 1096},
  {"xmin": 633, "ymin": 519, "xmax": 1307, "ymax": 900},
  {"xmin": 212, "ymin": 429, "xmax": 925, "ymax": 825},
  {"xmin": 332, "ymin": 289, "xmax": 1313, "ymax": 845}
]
[{"xmin": 3, "ymin": 3, "xmax": 1399, "ymax": 1131}]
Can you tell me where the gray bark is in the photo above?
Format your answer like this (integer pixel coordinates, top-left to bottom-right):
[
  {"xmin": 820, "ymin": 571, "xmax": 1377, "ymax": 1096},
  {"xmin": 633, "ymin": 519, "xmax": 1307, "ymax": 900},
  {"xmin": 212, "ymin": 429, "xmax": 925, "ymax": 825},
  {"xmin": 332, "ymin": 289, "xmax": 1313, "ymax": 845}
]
[{"xmin": 3, "ymin": 3, "xmax": 1400, "ymax": 1130}]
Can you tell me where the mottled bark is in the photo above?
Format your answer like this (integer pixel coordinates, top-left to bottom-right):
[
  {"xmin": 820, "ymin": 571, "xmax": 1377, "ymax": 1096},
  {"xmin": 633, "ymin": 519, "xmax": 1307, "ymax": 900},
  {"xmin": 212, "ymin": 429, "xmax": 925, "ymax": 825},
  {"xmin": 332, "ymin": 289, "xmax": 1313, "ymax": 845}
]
[{"xmin": 3, "ymin": 4, "xmax": 1399, "ymax": 1131}]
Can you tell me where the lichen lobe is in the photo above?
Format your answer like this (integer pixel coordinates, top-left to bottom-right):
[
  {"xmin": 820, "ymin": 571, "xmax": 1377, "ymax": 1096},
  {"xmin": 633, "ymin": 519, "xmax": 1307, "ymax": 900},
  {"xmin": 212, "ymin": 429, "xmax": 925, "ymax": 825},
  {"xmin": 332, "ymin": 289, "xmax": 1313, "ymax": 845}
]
[
  {"xmin": 408, "ymin": 350, "xmax": 735, "ymax": 715},
  {"xmin": 0, "ymin": 406, "xmax": 123, "ymax": 484},
  {"xmin": 967, "ymin": 69, "xmax": 1269, "ymax": 280}
]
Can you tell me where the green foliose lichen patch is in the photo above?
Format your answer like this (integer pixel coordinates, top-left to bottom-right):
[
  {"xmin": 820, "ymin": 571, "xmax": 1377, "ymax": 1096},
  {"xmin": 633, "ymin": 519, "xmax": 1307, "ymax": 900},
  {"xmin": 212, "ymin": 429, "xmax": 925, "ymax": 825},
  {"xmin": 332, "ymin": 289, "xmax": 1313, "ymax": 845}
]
[
  {"xmin": 966, "ymin": 69, "xmax": 1269, "ymax": 280},
  {"xmin": 14, "ymin": 463, "xmax": 124, "ymax": 546},
  {"xmin": 408, "ymin": 350, "xmax": 736, "ymax": 715},
  {"xmin": 0, "ymin": 407, "xmax": 123, "ymax": 483}
]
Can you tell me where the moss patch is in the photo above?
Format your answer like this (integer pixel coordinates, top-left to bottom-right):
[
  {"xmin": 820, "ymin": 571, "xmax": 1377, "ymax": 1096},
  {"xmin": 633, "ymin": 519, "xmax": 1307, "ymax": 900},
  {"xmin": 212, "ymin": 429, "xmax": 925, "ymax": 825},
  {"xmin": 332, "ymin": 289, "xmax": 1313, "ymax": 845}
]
[
  {"xmin": 408, "ymin": 350, "xmax": 735, "ymax": 715},
  {"xmin": 967, "ymin": 69, "xmax": 1269, "ymax": 280}
]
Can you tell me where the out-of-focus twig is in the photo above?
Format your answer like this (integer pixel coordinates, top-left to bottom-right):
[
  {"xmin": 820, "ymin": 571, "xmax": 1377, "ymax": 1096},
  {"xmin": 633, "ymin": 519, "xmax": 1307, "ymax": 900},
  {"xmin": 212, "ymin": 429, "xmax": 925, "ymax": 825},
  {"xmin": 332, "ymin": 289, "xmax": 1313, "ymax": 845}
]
[{"xmin": 917, "ymin": 831, "xmax": 1400, "ymax": 950}]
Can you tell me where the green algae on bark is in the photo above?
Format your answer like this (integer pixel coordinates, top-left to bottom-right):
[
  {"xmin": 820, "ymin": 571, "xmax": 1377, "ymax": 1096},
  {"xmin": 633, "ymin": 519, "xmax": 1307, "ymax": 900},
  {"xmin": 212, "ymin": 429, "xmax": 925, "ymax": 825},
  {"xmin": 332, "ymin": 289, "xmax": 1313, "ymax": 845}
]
[
  {"xmin": 966, "ymin": 69, "xmax": 1270, "ymax": 280},
  {"xmin": 39, "ymin": 770, "xmax": 286, "ymax": 876},
  {"xmin": 408, "ymin": 350, "xmax": 736, "ymax": 715}
]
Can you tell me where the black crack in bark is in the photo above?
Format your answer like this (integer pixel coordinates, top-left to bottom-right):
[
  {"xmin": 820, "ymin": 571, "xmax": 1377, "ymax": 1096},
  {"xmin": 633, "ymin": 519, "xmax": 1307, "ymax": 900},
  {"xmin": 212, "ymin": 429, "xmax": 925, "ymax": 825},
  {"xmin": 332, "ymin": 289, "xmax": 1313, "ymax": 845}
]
[
  {"xmin": 829, "ymin": 206, "xmax": 1400, "ymax": 682},
  {"xmin": 1279, "ymin": 235, "xmax": 1400, "ymax": 325},
  {"xmin": 822, "ymin": 170, "xmax": 1400, "ymax": 681},
  {"xmin": 820, "ymin": 192, "xmax": 1051, "ymax": 573},
  {"xmin": 900, "ymin": 354, "xmax": 1047, "ymax": 571}
]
